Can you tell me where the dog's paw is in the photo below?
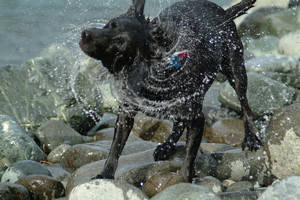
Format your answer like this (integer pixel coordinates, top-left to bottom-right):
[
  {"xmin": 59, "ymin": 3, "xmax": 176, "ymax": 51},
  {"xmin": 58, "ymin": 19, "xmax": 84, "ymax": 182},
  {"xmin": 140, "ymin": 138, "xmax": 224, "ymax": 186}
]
[
  {"xmin": 153, "ymin": 142, "xmax": 176, "ymax": 161},
  {"xmin": 91, "ymin": 174, "xmax": 114, "ymax": 180},
  {"xmin": 242, "ymin": 134, "xmax": 263, "ymax": 151}
]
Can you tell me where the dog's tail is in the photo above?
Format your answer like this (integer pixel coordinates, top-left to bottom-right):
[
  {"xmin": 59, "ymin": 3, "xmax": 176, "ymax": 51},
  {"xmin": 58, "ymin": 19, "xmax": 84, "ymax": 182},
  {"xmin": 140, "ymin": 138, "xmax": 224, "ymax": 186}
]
[{"xmin": 225, "ymin": 0, "xmax": 256, "ymax": 20}]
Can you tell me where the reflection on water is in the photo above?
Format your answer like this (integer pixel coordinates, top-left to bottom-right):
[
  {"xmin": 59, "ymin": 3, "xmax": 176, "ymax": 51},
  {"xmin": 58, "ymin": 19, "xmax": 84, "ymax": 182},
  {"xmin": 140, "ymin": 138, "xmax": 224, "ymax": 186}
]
[{"xmin": 0, "ymin": 0, "xmax": 232, "ymax": 66}]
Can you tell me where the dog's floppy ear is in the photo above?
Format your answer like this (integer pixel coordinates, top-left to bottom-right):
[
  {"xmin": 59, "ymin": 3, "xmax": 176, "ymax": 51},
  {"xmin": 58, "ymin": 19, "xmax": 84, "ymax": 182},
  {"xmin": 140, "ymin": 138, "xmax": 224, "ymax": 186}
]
[{"xmin": 133, "ymin": 0, "xmax": 145, "ymax": 18}]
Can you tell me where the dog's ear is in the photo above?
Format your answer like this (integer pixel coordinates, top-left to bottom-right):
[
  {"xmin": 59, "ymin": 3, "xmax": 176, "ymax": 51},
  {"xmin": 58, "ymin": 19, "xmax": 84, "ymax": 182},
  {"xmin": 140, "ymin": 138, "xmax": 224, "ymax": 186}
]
[{"xmin": 133, "ymin": 0, "xmax": 145, "ymax": 18}]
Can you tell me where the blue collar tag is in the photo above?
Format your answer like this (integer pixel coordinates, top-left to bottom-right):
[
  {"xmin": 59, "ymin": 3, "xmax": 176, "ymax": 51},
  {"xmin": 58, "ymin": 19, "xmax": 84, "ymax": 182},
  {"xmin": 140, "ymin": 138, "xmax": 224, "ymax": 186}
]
[{"xmin": 167, "ymin": 50, "xmax": 191, "ymax": 69}]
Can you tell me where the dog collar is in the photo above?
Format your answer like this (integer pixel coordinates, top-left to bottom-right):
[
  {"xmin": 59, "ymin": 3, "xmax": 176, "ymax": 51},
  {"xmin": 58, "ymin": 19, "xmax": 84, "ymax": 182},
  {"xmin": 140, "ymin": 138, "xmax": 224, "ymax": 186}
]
[{"xmin": 168, "ymin": 50, "xmax": 191, "ymax": 69}]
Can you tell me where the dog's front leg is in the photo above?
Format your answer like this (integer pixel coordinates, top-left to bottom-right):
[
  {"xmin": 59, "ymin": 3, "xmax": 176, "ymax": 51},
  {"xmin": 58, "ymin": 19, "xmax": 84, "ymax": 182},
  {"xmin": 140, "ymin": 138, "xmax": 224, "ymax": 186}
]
[
  {"xmin": 93, "ymin": 109, "xmax": 135, "ymax": 179},
  {"xmin": 180, "ymin": 114, "xmax": 205, "ymax": 182}
]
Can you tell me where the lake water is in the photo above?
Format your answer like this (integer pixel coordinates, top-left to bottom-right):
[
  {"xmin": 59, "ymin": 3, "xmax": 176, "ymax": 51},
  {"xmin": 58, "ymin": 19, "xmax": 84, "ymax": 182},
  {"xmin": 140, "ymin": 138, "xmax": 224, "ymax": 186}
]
[{"xmin": 0, "ymin": 0, "xmax": 232, "ymax": 66}]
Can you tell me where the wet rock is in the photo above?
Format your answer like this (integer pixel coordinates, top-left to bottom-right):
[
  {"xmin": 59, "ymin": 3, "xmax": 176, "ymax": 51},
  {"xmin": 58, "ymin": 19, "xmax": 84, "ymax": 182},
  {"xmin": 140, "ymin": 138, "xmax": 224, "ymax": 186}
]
[
  {"xmin": 278, "ymin": 31, "xmax": 300, "ymax": 56},
  {"xmin": 243, "ymin": 36, "xmax": 279, "ymax": 57},
  {"xmin": 65, "ymin": 149, "xmax": 155, "ymax": 196},
  {"xmin": 45, "ymin": 164, "xmax": 71, "ymax": 186},
  {"xmin": 132, "ymin": 113, "xmax": 172, "ymax": 143},
  {"xmin": 219, "ymin": 72, "xmax": 295, "ymax": 116},
  {"xmin": 226, "ymin": 181, "xmax": 253, "ymax": 192},
  {"xmin": 60, "ymin": 143, "xmax": 109, "ymax": 172},
  {"xmin": 238, "ymin": 7, "xmax": 299, "ymax": 38},
  {"xmin": 258, "ymin": 176, "xmax": 300, "ymax": 200},
  {"xmin": 0, "ymin": 183, "xmax": 31, "ymax": 200},
  {"xmin": 205, "ymin": 119, "xmax": 244, "ymax": 147},
  {"xmin": 150, "ymin": 183, "xmax": 221, "ymax": 200},
  {"xmin": 219, "ymin": 190, "xmax": 257, "ymax": 200},
  {"xmin": 193, "ymin": 176, "xmax": 223, "ymax": 194},
  {"xmin": 245, "ymin": 54, "xmax": 300, "ymax": 88},
  {"xmin": 87, "ymin": 113, "xmax": 117, "ymax": 136},
  {"xmin": 195, "ymin": 148, "xmax": 272, "ymax": 185},
  {"xmin": 35, "ymin": 120, "xmax": 93, "ymax": 153},
  {"xmin": 142, "ymin": 172, "xmax": 183, "ymax": 197},
  {"xmin": 203, "ymin": 82, "xmax": 223, "ymax": 107},
  {"xmin": 265, "ymin": 103, "xmax": 300, "ymax": 179},
  {"xmin": 0, "ymin": 44, "xmax": 103, "ymax": 134},
  {"xmin": 0, "ymin": 115, "xmax": 45, "ymax": 164},
  {"xmin": 1, "ymin": 160, "xmax": 52, "ymax": 183},
  {"xmin": 93, "ymin": 128, "xmax": 115, "ymax": 140},
  {"xmin": 99, "ymin": 82, "xmax": 119, "ymax": 113},
  {"xmin": 47, "ymin": 144, "xmax": 72, "ymax": 163},
  {"xmin": 202, "ymin": 105, "xmax": 239, "ymax": 126},
  {"xmin": 200, "ymin": 143, "xmax": 236, "ymax": 153},
  {"xmin": 68, "ymin": 179, "xmax": 149, "ymax": 200},
  {"xmin": 16, "ymin": 175, "xmax": 65, "ymax": 200}
]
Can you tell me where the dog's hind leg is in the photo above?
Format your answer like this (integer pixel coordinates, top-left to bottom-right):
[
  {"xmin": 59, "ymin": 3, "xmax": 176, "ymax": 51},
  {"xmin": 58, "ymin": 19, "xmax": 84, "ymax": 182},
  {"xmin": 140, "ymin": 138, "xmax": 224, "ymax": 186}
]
[
  {"xmin": 180, "ymin": 114, "xmax": 205, "ymax": 182},
  {"xmin": 153, "ymin": 120, "xmax": 186, "ymax": 161},
  {"xmin": 223, "ymin": 38, "xmax": 262, "ymax": 151},
  {"xmin": 93, "ymin": 109, "xmax": 135, "ymax": 179}
]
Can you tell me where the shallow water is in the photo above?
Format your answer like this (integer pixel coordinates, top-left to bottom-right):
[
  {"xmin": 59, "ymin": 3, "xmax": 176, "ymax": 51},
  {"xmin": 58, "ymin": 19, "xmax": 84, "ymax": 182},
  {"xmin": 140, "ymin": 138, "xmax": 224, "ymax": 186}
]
[{"xmin": 0, "ymin": 0, "xmax": 232, "ymax": 67}]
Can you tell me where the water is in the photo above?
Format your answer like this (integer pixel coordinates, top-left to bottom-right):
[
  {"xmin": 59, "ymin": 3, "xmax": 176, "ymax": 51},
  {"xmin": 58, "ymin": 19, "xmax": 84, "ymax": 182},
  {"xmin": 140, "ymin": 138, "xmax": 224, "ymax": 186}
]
[{"xmin": 0, "ymin": 0, "xmax": 232, "ymax": 67}]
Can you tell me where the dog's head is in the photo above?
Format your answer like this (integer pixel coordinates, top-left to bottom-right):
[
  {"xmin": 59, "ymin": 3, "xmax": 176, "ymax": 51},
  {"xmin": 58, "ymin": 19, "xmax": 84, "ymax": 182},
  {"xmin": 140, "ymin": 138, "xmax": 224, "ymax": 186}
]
[{"xmin": 79, "ymin": 0, "xmax": 153, "ymax": 74}]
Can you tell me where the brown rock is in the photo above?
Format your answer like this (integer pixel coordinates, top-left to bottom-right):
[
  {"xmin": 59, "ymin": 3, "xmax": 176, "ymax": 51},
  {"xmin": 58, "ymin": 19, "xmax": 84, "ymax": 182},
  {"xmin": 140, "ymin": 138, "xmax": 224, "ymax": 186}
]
[
  {"xmin": 205, "ymin": 119, "xmax": 244, "ymax": 147},
  {"xmin": 142, "ymin": 172, "xmax": 184, "ymax": 197},
  {"xmin": 16, "ymin": 175, "xmax": 65, "ymax": 200}
]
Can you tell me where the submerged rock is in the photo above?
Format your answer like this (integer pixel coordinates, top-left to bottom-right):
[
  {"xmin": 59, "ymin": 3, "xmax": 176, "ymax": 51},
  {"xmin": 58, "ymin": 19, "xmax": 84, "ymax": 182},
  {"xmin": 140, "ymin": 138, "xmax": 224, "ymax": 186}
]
[
  {"xmin": 150, "ymin": 183, "xmax": 221, "ymax": 200},
  {"xmin": 258, "ymin": 176, "xmax": 300, "ymax": 200},
  {"xmin": 265, "ymin": 103, "xmax": 300, "ymax": 179},
  {"xmin": 219, "ymin": 72, "xmax": 295, "ymax": 116},
  {"xmin": 0, "ymin": 183, "xmax": 31, "ymax": 200},
  {"xmin": 1, "ymin": 160, "xmax": 51, "ymax": 183},
  {"xmin": 0, "ymin": 115, "xmax": 45, "ymax": 165},
  {"xmin": 16, "ymin": 175, "xmax": 65, "ymax": 200},
  {"xmin": 68, "ymin": 179, "xmax": 149, "ymax": 200}
]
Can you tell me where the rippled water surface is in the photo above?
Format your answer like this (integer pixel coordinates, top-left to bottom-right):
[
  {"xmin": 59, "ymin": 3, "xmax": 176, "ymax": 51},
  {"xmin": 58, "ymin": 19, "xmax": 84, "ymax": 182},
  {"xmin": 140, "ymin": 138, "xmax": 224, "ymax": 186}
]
[{"xmin": 0, "ymin": 0, "xmax": 232, "ymax": 66}]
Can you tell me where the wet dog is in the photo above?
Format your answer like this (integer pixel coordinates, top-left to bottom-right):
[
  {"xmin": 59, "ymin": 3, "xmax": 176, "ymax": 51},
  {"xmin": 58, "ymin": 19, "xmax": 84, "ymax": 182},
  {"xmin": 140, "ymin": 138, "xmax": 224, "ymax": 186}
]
[{"xmin": 79, "ymin": 0, "xmax": 262, "ymax": 182}]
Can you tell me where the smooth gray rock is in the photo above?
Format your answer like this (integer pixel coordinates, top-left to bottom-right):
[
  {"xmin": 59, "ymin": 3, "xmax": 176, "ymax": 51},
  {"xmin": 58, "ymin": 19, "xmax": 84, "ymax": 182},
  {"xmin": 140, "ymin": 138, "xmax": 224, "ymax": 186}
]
[
  {"xmin": 194, "ymin": 176, "xmax": 223, "ymax": 194},
  {"xmin": 150, "ymin": 183, "xmax": 221, "ymax": 200},
  {"xmin": 1, "ymin": 160, "xmax": 52, "ymax": 183},
  {"xmin": 278, "ymin": 30, "xmax": 300, "ymax": 56},
  {"xmin": 47, "ymin": 144, "xmax": 72, "ymax": 163},
  {"xmin": 68, "ymin": 179, "xmax": 149, "ymax": 200},
  {"xmin": 0, "ymin": 115, "xmax": 45, "ymax": 164},
  {"xmin": 35, "ymin": 120, "xmax": 93, "ymax": 153},
  {"xmin": 220, "ymin": 190, "xmax": 257, "ymax": 200},
  {"xmin": 219, "ymin": 72, "xmax": 295, "ymax": 116},
  {"xmin": 258, "ymin": 176, "xmax": 300, "ymax": 200}
]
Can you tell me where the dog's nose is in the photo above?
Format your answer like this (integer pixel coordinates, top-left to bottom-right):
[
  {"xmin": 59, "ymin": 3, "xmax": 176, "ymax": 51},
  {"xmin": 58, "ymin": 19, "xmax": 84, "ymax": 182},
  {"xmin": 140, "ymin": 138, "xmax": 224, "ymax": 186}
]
[{"xmin": 81, "ymin": 30, "xmax": 92, "ymax": 42}]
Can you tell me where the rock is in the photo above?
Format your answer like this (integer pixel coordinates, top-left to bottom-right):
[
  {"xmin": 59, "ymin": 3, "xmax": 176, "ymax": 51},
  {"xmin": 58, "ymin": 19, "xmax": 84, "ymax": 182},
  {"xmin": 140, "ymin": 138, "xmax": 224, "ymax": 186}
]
[
  {"xmin": 265, "ymin": 103, "xmax": 300, "ymax": 179},
  {"xmin": 193, "ymin": 176, "xmax": 223, "ymax": 194},
  {"xmin": 65, "ymin": 149, "xmax": 155, "ymax": 196},
  {"xmin": 1, "ymin": 160, "xmax": 52, "ymax": 183},
  {"xmin": 68, "ymin": 179, "xmax": 149, "ymax": 200},
  {"xmin": 226, "ymin": 181, "xmax": 253, "ymax": 192},
  {"xmin": 0, "ymin": 115, "xmax": 45, "ymax": 164},
  {"xmin": 238, "ymin": 7, "xmax": 299, "ymax": 38},
  {"xmin": 203, "ymin": 82, "xmax": 223, "ymax": 107},
  {"xmin": 47, "ymin": 144, "xmax": 72, "ymax": 163},
  {"xmin": 258, "ymin": 176, "xmax": 300, "ymax": 200},
  {"xmin": 202, "ymin": 105, "xmax": 239, "ymax": 126},
  {"xmin": 93, "ymin": 128, "xmax": 115, "ymax": 140},
  {"xmin": 132, "ymin": 113, "xmax": 172, "ymax": 143},
  {"xmin": 0, "ymin": 183, "xmax": 31, "ymax": 200},
  {"xmin": 200, "ymin": 143, "xmax": 236, "ymax": 153},
  {"xmin": 87, "ymin": 113, "xmax": 117, "ymax": 136},
  {"xmin": 99, "ymin": 82, "xmax": 119, "ymax": 113},
  {"xmin": 204, "ymin": 119, "xmax": 244, "ymax": 147},
  {"xmin": 278, "ymin": 31, "xmax": 300, "ymax": 56},
  {"xmin": 245, "ymin": 54, "xmax": 300, "ymax": 88},
  {"xmin": 35, "ymin": 120, "xmax": 93, "ymax": 153},
  {"xmin": 150, "ymin": 183, "xmax": 221, "ymax": 200},
  {"xmin": 219, "ymin": 191, "xmax": 257, "ymax": 200},
  {"xmin": 45, "ymin": 164, "xmax": 71, "ymax": 186},
  {"xmin": 118, "ymin": 161, "xmax": 182, "ymax": 188},
  {"xmin": 195, "ymin": 148, "xmax": 272, "ymax": 185},
  {"xmin": 0, "ymin": 44, "xmax": 104, "ymax": 134},
  {"xmin": 219, "ymin": 72, "xmax": 295, "ymax": 116},
  {"xmin": 142, "ymin": 172, "xmax": 183, "ymax": 197},
  {"xmin": 243, "ymin": 36, "xmax": 279, "ymax": 57},
  {"xmin": 60, "ymin": 143, "xmax": 109, "ymax": 172},
  {"xmin": 16, "ymin": 175, "xmax": 65, "ymax": 200}
]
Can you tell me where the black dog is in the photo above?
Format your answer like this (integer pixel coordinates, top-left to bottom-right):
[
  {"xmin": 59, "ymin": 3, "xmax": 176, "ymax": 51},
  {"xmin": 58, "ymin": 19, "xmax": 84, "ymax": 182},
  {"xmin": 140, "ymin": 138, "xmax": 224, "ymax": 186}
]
[{"xmin": 79, "ymin": 0, "xmax": 262, "ymax": 182}]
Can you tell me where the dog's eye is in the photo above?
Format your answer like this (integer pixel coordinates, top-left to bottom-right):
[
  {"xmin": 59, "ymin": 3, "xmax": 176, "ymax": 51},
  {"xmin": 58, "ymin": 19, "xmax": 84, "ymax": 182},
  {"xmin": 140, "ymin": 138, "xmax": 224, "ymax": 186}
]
[{"xmin": 109, "ymin": 21, "xmax": 118, "ymax": 29}]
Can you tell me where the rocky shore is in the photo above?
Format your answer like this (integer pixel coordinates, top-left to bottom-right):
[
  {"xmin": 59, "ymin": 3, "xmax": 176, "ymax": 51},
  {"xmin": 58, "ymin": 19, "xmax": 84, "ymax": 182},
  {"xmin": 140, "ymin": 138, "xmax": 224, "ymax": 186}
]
[{"xmin": 1, "ymin": 0, "xmax": 300, "ymax": 199}]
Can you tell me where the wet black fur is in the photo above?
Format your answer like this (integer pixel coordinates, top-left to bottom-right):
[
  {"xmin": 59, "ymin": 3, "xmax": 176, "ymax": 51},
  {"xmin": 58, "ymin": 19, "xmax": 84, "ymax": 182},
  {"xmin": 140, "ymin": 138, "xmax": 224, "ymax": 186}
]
[{"xmin": 79, "ymin": 0, "xmax": 262, "ymax": 182}]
